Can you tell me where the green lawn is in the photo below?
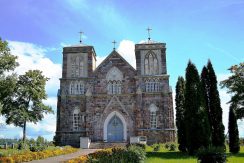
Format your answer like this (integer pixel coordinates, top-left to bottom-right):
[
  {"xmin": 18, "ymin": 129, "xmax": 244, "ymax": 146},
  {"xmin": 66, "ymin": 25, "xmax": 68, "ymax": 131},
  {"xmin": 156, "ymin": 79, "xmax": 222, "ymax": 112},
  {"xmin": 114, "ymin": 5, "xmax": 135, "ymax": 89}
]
[{"xmin": 145, "ymin": 145, "xmax": 244, "ymax": 163}]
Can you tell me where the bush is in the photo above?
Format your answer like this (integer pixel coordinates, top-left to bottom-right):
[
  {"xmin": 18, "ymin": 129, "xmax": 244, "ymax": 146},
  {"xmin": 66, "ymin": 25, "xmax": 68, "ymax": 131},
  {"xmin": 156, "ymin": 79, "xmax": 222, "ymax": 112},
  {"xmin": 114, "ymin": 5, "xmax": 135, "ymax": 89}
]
[
  {"xmin": 126, "ymin": 143, "xmax": 146, "ymax": 151},
  {"xmin": 17, "ymin": 141, "xmax": 29, "ymax": 150},
  {"xmin": 30, "ymin": 145, "xmax": 47, "ymax": 152},
  {"xmin": 197, "ymin": 146, "xmax": 226, "ymax": 163},
  {"xmin": 152, "ymin": 144, "xmax": 160, "ymax": 152},
  {"xmin": 68, "ymin": 146, "xmax": 146, "ymax": 163},
  {"xmin": 165, "ymin": 143, "xmax": 169, "ymax": 149},
  {"xmin": 169, "ymin": 143, "xmax": 176, "ymax": 151},
  {"xmin": 0, "ymin": 146, "xmax": 78, "ymax": 162}
]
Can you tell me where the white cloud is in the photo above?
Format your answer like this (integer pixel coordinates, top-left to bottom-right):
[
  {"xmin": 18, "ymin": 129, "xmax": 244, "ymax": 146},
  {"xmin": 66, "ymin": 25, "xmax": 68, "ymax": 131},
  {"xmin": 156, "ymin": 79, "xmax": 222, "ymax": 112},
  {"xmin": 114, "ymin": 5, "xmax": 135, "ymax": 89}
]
[
  {"xmin": 117, "ymin": 40, "xmax": 136, "ymax": 68},
  {"xmin": 96, "ymin": 56, "xmax": 106, "ymax": 67},
  {"xmin": 0, "ymin": 41, "xmax": 62, "ymax": 140},
  {"xmin": 8, "ymin": 41, "xmax": 62, "ymax": 95}
]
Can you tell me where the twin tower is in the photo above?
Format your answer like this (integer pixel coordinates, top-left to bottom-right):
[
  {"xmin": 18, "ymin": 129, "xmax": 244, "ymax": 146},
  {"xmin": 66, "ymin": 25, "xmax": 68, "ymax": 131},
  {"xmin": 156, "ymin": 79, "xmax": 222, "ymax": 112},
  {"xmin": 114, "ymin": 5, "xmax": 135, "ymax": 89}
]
[{"xmin": 55, "ymin": 39, "xmax": 175, "ymax": 147}]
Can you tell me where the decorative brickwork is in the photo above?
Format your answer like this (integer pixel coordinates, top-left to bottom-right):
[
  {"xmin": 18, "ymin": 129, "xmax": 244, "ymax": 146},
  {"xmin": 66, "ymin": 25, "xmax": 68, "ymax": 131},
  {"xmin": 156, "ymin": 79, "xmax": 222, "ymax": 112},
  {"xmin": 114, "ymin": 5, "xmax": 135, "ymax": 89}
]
[{"xmin": 55, "ymin": 42, "xmax": 175, "ymax": 147}]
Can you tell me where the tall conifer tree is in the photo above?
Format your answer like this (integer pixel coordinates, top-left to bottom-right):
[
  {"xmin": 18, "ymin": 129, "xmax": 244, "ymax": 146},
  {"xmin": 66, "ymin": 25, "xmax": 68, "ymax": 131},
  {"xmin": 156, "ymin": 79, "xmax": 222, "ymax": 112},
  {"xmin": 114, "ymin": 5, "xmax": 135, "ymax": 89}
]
[
  {"xmin": 228, "ymin": 105, "xmax": 240, "ymax": 153},
  {"xmin": 175, "ymin": 76, "xmax": 186, "ymax": 152},
  {"xmin": 184, "ymin": 61, "xmax": 211, "ymax": 154},
  {"xmin": 201, "ymin": 60, "xmax": 225, "ymax": 147}
]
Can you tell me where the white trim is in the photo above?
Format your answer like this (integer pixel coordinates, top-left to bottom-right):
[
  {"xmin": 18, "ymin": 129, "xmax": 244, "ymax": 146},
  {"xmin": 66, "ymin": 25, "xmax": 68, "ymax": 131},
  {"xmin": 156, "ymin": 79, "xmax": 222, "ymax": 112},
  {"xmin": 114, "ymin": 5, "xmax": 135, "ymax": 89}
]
[{"xmin": 103, "ymin": 111, "xmax": 127, "ymax": 142}]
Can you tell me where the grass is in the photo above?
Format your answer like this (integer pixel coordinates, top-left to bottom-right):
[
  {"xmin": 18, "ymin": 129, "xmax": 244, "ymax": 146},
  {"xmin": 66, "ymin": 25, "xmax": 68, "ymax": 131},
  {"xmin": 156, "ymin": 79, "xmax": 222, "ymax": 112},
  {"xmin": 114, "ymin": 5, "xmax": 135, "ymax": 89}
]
[{"xmin": 145, "ymin": 144, "xmax": 244, "ymax": 163}]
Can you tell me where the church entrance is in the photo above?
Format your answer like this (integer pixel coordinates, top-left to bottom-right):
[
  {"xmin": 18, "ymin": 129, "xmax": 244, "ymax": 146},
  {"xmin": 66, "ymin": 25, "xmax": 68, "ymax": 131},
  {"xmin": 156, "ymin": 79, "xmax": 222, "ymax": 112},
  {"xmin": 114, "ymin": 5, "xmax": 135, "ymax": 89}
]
[{"xmin": 107, "ymin": 115, "xmax": 123, "ymax": 142}]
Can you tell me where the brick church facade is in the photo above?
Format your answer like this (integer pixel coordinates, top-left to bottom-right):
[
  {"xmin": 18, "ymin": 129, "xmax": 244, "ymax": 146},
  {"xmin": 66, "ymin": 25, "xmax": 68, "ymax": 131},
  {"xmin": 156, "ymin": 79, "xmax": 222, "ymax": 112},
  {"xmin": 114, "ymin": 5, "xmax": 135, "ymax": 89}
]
[{"xmin": 55, "ymin": 39, "xmax": 175, "ymax": 147}]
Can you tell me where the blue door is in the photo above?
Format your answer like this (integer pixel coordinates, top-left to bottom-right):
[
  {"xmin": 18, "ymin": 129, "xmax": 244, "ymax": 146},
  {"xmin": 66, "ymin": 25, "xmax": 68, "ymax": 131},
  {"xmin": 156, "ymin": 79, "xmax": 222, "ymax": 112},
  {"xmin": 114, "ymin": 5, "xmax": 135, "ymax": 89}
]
[{"xmin": 107, "ymin": 115, "xmax": 123, "ymax": 142}]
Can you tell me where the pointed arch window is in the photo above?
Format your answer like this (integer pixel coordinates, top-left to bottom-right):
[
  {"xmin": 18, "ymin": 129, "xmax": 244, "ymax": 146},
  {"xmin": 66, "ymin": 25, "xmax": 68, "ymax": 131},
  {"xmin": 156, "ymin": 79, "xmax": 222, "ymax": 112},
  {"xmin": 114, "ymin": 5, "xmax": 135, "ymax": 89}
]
[
  {"xmin": 106, "ymin": 67, "xmax": 123, "ymax": 95},
  {"xmin": 144, "ymin": 52, "xmax": 159, "ymax": 75}
]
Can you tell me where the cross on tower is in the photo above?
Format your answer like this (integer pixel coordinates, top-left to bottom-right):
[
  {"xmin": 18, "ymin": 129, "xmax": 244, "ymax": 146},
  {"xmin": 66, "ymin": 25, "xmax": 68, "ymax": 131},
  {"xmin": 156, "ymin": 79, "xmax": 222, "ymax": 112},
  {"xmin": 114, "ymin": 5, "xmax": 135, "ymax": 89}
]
[
  {"xmin": 79, "ymin": 31, "xmax": 83, "ymax": 43},
  {"xmin": 146, "ymin": 27, "xmax": 152, "ymax": 41},
  {"xmin": 112, "ymin": 40, "xmax": 117, "ymax": 50}
]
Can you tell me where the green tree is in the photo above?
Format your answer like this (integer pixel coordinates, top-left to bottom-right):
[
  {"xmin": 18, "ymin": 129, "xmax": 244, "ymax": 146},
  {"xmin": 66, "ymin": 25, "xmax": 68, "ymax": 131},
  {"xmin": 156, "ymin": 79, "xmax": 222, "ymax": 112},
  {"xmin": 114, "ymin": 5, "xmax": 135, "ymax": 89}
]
[
  {"xmin": 175, "ymin": 76, "xmax": 187, "ymax": 152},
  {"xmin": 220, "ymin": 63, "xmax": 244, "ymax": 119},
  {"xmin": 0, "ymin": 38, "xmax": 18, "ymax": 113},
  {"xmin": 228, "ymin": 105, "xmax": 240, "ymax": 153},
  {"xmin": 201, "ymin": 61, "xmax": 225, "ymax": 147},
  {"xmin": 184, "ymin": 61, "xmax": 211, "ymax": 154},
  {"xmin": 3, "ymin": 70, "xmax": 53, "ymax": 141}
]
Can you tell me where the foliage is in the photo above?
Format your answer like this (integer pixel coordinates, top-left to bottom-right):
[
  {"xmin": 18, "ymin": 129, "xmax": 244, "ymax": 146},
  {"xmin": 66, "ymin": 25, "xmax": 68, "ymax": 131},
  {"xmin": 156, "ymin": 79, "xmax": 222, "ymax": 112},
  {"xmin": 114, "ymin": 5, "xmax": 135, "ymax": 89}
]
[
  {"xmin": 175, "ymin": 76, "xmax": 187, "ymax": 152},
  {"xmin": 201, "ymin": 61, "xmax": 225, "ymax": 148},
  {"xmin": 184, "ymin": 61, "xmax": 211, "ymax": 154},
  {"xmin": 220, "ymin": 62, "xmax": 244, "ymax": 119},
  {"xmin": 169, "ymin": 144, "xmax": 176, "ymax": 151},
  {"xmin": 0, "ymin": 38, "xmax": 18, "ymax": 114},
  {"xmin": 0, "ymin": 138, "xmax": 18, "ymax": 145},
  {"xmin": 17, "ymin": 141, "xmax": 29, "ymax": 150},
  {"xmin": 3, "ymin": 70, "xmax": 53, "ymax": 141},
  {"xmin": 67, "ymin": 146, "xmax": 146, "ymax": 163},
  {"xmin": 0, "ymin": 146, "xmax": 78, "ymax": 162},
  {"xmin": 197, "ymin": 146, "xmax": 226, "ymax": 163},
  {"xmin": 152, "ymin": 144, "xmax": 160, "ymax": 152},
  {"xmin": 228, "ymin": 105, "xmax": 240, "ymax": 154},
  {"xmin": 126, "ymin": 143, "xmax": 146, "ymax": 151}
]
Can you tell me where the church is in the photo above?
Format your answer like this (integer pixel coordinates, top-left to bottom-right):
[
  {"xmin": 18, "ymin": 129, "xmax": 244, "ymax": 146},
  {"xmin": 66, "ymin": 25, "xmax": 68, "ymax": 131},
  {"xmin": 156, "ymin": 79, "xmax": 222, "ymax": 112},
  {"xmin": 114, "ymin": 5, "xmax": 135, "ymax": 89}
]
[{"xmin": 55, "ymin": 35, "xmax": 175, "ymax": 147}]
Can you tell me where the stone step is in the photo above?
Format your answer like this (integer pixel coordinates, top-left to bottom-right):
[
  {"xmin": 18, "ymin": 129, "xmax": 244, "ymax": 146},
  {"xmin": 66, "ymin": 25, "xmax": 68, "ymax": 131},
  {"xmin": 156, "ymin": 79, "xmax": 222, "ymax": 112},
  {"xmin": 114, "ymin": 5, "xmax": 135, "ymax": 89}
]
[{"xmin": 89, "ymin": 142, "xmax": 127, "ymax": 149}]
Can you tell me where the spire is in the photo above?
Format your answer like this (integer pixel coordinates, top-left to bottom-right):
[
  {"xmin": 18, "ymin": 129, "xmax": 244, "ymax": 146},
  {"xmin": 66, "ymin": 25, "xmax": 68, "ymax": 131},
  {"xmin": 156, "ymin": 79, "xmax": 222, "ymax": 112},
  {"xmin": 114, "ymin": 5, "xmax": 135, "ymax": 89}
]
[{"xmin": 112, "ymin": 40, "xmax": 117, "ymax": 50}]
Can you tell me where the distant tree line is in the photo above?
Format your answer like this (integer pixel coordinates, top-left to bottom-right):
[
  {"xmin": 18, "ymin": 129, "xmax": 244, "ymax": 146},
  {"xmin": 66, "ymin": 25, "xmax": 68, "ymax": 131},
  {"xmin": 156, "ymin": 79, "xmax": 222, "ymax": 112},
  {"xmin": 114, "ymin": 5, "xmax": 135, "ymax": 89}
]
[{"xmin": 175, "ymin": 60, "xmax": 241, "ymax": 155}]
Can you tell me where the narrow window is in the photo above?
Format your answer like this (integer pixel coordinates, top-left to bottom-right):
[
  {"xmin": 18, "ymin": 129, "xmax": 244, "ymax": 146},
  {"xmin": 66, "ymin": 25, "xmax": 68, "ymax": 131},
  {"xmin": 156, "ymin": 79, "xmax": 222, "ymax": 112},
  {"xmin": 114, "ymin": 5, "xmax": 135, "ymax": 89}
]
[
  {"xmin": 73, "ymin": 109, "xmax": 81, "ymax": 131},
  {"xmin": 150, "ymin": 111, "xmax": 157, "ymax": 129}
]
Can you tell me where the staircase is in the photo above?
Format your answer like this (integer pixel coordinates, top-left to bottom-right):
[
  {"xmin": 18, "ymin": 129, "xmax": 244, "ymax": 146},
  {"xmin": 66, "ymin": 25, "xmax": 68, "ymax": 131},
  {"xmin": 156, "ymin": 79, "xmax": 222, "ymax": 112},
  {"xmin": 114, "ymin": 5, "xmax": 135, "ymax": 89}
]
[{"xmin": 89, "ymin": 142, "xmax": 127, "ymax": 149}]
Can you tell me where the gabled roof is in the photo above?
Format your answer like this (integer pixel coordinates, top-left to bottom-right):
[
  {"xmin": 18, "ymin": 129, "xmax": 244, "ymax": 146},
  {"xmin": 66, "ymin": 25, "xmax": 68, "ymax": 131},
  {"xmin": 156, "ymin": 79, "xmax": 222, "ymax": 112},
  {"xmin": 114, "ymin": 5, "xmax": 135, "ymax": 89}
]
[{"xmin": 93, "ymin": 50, "xmax": 136, "ymax": 73}]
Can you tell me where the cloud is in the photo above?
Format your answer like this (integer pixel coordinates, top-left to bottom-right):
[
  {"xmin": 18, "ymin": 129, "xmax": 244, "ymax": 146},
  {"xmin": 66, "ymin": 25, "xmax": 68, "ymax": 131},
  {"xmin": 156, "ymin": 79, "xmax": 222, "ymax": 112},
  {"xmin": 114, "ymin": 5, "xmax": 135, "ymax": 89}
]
[
  {"xmin": 0, "ymin": 41, "xmax": 62, "ymax": 140},
  {"xmin": 117, "ymin": 40, "xmax": 136, "ymax": 68},
  {"xmin": 8, "ymin": 41, "xmax": 62, "ymax": 96},
  {"xmin": 96, "ymin": 56, "xmax": 106, "ymax": 67}
]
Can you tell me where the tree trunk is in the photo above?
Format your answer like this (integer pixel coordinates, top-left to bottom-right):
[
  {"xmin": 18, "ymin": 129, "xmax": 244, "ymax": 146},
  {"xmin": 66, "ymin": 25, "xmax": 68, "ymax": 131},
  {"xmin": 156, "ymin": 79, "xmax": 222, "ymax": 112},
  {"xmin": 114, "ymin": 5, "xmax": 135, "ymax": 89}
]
[{"xmin": 22, "ymin": 121, "xmax": 26, "ymax": 142}]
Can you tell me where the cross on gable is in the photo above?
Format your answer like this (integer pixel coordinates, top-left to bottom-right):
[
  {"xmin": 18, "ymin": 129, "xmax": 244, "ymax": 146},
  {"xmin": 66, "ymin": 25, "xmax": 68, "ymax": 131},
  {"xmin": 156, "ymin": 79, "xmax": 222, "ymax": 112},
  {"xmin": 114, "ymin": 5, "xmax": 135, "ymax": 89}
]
[{"xmin": 112, "ymin": 40, "xmax": 117, "ymax": 50}]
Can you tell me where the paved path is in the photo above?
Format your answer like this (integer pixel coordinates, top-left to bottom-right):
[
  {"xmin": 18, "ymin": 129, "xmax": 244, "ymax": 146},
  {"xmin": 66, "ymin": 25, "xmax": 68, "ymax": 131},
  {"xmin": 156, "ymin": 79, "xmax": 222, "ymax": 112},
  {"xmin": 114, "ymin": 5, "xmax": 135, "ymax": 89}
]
[{"xmin": 27, "ymin": 149, "xmax": 98, "ymax": 163}]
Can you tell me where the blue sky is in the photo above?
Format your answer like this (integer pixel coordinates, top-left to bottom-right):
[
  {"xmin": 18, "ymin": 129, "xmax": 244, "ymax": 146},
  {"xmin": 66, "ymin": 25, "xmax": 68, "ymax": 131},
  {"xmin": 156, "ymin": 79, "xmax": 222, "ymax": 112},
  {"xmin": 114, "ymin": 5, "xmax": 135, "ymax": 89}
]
[{"xmin": 0, "ymin": 0, "xmax": 243, "ymax": 140}]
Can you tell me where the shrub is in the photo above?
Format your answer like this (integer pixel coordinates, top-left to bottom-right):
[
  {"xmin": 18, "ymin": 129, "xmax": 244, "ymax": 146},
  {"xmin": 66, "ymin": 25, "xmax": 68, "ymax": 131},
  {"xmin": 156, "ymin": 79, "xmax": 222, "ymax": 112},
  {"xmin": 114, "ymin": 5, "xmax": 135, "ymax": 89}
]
[
  {"xmin": 165, "ymin": 143, "xmax": 169, "ymax": 149},
  {"xmin": 17, "ymin": 141, "xmax": 29, "ymax": 150},
  {"xmin": 0, "ymin": 146, "xmax": 78, "ymax": 162},
  {"xmin": 197, "ymin": 146, "xmax": 226, "ymax": 163},
  {"xmin": 169, "ymin": 143, "xmax": 176, "ymax": 151},
  {"xmin": 30, "ymin": 145, "xmax": 47, "ymax": 152},
  {"xmin": 152, "ymin": 144, "xmax": 160, "ymax": 152},
  {"xmin": 68, "ymin": 146, "xmax": 146, "ymax": 163},
  {"xmin": 126, "ymin": 143, "xmax": 146, "ymax": 151}
]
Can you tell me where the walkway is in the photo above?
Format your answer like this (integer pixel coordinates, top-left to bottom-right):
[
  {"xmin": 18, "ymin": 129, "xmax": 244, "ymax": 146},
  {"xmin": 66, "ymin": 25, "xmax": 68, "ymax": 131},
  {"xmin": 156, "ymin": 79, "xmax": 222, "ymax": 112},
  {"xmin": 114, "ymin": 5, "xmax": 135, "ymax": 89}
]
[{"xmin": 27, "ymin": 149, "xmax": 98, "ymax": 163}]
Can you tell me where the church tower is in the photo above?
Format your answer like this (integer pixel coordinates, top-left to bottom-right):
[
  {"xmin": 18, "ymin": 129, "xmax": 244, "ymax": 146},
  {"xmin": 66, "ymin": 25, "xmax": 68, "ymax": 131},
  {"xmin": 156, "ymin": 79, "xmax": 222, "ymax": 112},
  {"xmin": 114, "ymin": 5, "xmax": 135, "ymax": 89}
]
[
  {"xmin": 135, "ymin": 39, "xmax": 175, "ymax": 143},
  {"xmin": 56, "ymin": 43, "xmax": 96, "ymax": 146}
]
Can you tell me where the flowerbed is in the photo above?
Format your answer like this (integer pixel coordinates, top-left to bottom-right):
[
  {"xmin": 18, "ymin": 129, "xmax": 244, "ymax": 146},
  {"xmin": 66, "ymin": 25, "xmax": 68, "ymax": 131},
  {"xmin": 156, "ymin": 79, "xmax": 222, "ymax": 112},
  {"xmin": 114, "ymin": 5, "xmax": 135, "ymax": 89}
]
[
  {"xmin": 67, "ymin": 145, "xmax": 146, "ymax": 163},
  {"xmin": 0, "ymin": 146, "xmax": 78, "ymax": 163}
]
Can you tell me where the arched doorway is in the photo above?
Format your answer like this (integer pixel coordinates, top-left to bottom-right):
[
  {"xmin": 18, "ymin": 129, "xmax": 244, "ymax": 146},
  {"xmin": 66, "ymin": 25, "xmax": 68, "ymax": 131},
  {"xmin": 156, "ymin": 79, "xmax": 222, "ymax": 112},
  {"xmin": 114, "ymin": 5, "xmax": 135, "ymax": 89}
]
[
  {"xmin": 107, "ymin": 115, "xmax": 123, "ymax": 142},
  {"xmin": 103, "ymin": 111, "xmax": 127, "ymax": 142}
]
